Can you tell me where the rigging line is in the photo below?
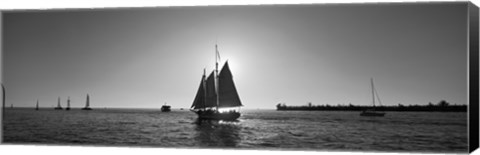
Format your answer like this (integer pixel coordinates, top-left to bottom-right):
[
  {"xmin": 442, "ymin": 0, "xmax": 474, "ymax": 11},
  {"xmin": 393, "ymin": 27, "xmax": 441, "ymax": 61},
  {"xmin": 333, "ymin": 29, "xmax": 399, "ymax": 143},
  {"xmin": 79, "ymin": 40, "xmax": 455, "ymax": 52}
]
[
  {"xmin": 203, "ymin": 68, "xmax": 207, "ymax": 110},
  {"xmin": 216, "ymin": 44, "xmax": 221, "ymax": 62},
  {"xmin": 374, "ymin": 84, "xmax": 383, "ymax": 106},
  {"xmin": 371, "ymin": 78, "xmax": 375, "ymax": 107},
  {"xmin": 215, "ymin": 45, "xmax": 220, "ymax": 110}
]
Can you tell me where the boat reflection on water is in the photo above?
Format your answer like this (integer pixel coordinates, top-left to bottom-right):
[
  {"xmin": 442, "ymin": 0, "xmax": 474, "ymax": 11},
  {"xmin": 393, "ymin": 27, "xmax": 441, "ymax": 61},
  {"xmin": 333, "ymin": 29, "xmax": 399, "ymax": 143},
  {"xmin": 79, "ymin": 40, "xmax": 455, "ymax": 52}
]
[{"xmin": 194, "ymin": 119, "xmax": 242, "ymax": 147}]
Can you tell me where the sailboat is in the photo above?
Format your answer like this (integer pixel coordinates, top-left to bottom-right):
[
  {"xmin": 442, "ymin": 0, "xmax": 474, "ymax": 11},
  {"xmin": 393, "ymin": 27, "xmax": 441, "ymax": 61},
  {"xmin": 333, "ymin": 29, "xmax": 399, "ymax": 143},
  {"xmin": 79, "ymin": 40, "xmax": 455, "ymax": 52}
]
[
  {"xmin": 54, "ymin": 97, "xmax": 63, "ymax": 110},
  {"xmin": 81, "ymin": 94, "xmax": 92, "ymax": 110},
  {"xmin": 360, "ymin": 78, "xmax": 386, "ymax": 117},
  {"xmin": 2, "ymin": 84, "xmax": 5, "ymax": 111},
  {"xmin": 161, "ymin": 102, "xmax": 171, "ymax": 112},
  {"xmin": 35, "ymin": 100, "xmax": 39, "ymax": 110},
  {"xmin": 66, "ymin": 97, "xmax": 71, "ymax": 110},
  {"xmin": 190, "ymin": 44, "xmax": 243, "ymax": 121}
]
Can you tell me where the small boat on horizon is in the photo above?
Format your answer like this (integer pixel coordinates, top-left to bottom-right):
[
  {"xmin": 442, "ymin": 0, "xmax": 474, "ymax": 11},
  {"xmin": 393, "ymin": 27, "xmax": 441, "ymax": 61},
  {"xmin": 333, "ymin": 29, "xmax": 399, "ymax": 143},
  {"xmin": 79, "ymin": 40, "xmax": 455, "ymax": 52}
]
[
  {"xmin": 161, "ymin": 102, "xmax": 171, "ymax": 112},
  {"xmin": 81, "ymin": 94, "xmax": 92, "ymax": 110},
  {"xmin": 190, "ymin": 44, "xmax": 243, "ymax": 121},
  {"xmin": 54, "ymin": 97, "xmax": 63, "ymax": 110},
  {"xmin": 360, "ymin": 78, "xmax": 386, "ymax": 117}
]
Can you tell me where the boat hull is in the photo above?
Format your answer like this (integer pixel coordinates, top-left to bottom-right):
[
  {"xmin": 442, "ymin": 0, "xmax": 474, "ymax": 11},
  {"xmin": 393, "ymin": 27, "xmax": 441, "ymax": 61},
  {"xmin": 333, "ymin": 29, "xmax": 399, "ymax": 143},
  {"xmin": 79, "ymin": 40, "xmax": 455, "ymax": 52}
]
[
  {"xmin": 81, "ymin": 107, "xmax": 92, "ymax": 110},
  {"xmin": 54, "ymin": 107, "xmax": 63, "ymax": 110},
  {"xmin": 161, "ymin": 106, "xmax": 171, "ymax": 112},
  {"xmin": 195, "ymin": 111, "xmax": 240, "ymax": 121}
]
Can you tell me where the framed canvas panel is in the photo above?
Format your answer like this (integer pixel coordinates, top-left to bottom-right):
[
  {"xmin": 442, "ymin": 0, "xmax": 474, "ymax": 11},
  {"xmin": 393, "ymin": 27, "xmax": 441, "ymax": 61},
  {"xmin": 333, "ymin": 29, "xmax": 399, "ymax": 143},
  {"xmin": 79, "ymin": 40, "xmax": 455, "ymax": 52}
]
[{"xmin": 0, "ymin": 1, "xmax": 479, "ymax": 155}]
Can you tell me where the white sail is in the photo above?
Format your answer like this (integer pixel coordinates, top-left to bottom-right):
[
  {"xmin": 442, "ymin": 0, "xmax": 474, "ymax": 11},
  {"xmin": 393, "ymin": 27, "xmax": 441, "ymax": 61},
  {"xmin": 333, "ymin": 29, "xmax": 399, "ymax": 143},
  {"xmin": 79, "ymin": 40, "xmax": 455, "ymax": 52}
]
[{"xmin": 218, "ymin": 61, "xmax": 242, "ymax": 108}]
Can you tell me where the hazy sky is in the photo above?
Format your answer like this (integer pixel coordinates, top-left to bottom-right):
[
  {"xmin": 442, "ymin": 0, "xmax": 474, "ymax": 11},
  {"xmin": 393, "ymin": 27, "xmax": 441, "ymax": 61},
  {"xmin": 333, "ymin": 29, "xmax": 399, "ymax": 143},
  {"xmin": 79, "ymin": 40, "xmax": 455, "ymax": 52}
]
[{"xmin": 2, "ymin": 2, "xmax": 469, "ymax": 109}]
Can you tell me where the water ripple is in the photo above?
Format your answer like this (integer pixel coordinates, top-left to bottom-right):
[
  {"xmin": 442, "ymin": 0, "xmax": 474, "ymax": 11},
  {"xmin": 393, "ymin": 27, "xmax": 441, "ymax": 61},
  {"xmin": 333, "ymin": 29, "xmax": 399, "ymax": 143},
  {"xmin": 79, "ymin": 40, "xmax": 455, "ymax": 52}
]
[{"xmin": 3, "ymin": 109, "xmax": 468, "ymax": 153}]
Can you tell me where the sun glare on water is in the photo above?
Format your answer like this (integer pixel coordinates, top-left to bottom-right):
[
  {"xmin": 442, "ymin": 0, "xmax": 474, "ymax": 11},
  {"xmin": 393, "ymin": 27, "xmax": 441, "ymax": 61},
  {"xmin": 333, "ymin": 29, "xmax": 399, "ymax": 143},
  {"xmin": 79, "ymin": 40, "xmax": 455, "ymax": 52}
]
[{"xmin": 217, "ymin": 107, "xmax": 240, "ymax": 113}]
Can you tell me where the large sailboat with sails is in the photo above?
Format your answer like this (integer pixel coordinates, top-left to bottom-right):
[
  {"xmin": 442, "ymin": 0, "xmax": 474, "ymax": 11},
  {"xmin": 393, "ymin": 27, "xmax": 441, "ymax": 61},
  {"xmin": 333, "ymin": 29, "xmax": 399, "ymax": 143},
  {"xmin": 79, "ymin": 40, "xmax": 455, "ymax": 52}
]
[{"xmin": 190, "ymin": 45, "xmax": 243, "ymax": 121}]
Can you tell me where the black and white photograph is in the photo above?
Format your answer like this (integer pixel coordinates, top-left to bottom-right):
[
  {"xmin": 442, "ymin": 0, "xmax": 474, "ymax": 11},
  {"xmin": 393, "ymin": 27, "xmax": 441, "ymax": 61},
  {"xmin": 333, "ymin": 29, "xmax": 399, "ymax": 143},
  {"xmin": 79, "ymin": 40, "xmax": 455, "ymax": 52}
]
[{"xmin": 1, "ymin": 1, "xmax": 478, "ymax": 154}]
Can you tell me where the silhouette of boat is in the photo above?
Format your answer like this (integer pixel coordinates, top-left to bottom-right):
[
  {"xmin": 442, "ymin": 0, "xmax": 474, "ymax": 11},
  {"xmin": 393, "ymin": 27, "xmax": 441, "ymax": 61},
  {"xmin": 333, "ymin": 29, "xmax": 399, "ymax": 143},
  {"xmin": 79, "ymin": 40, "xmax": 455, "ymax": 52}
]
[
  {"xmin": 161, "ymin": 103, "xmax": 171, "ymax": 112},
  {"xmin": 66, "ymin": 97, "xmax": 71, "ymax": 110},
  {"xmin": 360, "ymin": 78, "xmax": 386, "ymax": 117},
  {"xmin": 35, "ymin": 100, "xmax": 39, "ymax": 110},
  {"xmin": 190, "ymin": 44, "xmax": 242, "ymax": 121},
  {"xmin": 81, "ymin": 94, "xmax": 92, "ymax": 110},
  {"xmin": 54, "ymin": 97, "xmax": 63, "ymax": 110},
  {"xmin": 2, "ymin": 84, "xmax": 5, "ymax": 110}
]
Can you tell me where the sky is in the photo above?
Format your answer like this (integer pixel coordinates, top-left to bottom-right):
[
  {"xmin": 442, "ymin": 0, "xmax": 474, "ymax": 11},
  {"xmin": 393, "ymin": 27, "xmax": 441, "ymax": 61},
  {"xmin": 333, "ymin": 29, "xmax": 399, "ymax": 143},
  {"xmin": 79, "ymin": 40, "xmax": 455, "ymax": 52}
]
[{"xmin": 1, "ymin": 2, "xmax": 469, "ymax": 109}]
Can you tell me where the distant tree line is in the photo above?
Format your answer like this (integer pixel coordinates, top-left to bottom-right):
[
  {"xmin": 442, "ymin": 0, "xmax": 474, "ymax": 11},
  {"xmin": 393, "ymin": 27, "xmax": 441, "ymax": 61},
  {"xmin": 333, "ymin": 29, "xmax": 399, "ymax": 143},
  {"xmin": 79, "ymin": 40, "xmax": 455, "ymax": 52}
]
[{"xmin": 276, "ymin": 100, "xmax": 467, "ymax": 112}]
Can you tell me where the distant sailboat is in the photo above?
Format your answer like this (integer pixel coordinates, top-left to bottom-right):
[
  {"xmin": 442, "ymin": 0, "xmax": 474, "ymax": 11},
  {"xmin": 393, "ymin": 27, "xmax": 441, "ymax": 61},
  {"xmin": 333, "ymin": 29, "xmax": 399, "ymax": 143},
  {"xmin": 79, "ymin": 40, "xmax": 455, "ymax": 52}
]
[
  {"xmin": 54, "ymin": 97, "xmax": 63, "ymax": 110},
  {"xmin": 10, "ymin": 104, "xmax": 13, "ymax": 109},
  {"xmin": 360, "ymin": 78, "xmax": 386, "ymax": 117},
  {"xmin": 66, "ymin": 97, "xmax": 71, "ymax": 110},
  {"xmin": 35, "ymin": 100, "xmax": 39, "ymax": 110},
  {"xmin": 161, "ymin": 102, "xmax": 171, "ymax": 112},
  {"xmin": 2, "ymin": 84, "xmax": 5, "ymax": 111},
  {"xmin": 81, "ymin": 94, "xmax": 92, "ymax": 110},
  {"xmin": 190, "ymin": 44, "xmax": 243, "ymax": 121}
]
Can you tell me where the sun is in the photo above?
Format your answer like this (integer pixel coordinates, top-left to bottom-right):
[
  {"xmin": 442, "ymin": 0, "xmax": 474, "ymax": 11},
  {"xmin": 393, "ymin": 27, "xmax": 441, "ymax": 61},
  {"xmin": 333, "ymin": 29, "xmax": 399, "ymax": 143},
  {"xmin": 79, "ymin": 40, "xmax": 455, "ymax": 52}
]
[{"xmin": 217, "ymin": 51, "xmax": 244, "ymax": 80}]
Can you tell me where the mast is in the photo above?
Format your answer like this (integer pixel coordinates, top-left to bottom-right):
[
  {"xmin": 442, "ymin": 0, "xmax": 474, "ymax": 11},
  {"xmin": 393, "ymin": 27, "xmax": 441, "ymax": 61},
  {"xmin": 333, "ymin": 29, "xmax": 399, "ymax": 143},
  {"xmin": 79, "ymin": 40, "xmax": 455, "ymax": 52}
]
[
  {"xmin": 203, "ymin": 69, "xmax": 207, "ymax": 110},
  {"xmin": 371, "ymin": 78, "xmax": 375, "ymax": 108},
  {"xmin": 215, "ymin": 44, "xmax": 219, "ymax": 110}
]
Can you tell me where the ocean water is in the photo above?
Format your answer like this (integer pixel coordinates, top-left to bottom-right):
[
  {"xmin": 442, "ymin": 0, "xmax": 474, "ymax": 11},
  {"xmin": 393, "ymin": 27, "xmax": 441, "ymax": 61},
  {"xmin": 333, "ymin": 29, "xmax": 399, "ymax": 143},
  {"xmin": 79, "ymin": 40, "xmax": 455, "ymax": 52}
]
[{"xmin": 2, "ymin": 108, "xmax": 468, "ymax": 153}]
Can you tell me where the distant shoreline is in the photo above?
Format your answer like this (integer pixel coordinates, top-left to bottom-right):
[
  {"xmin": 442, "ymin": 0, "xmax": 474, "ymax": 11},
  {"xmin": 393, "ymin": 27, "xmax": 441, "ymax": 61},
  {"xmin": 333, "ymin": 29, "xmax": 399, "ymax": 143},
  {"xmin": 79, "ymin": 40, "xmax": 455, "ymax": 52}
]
[{"xmin": 276, "ymin": 102, "xmax": 467, "ymax": 112}]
